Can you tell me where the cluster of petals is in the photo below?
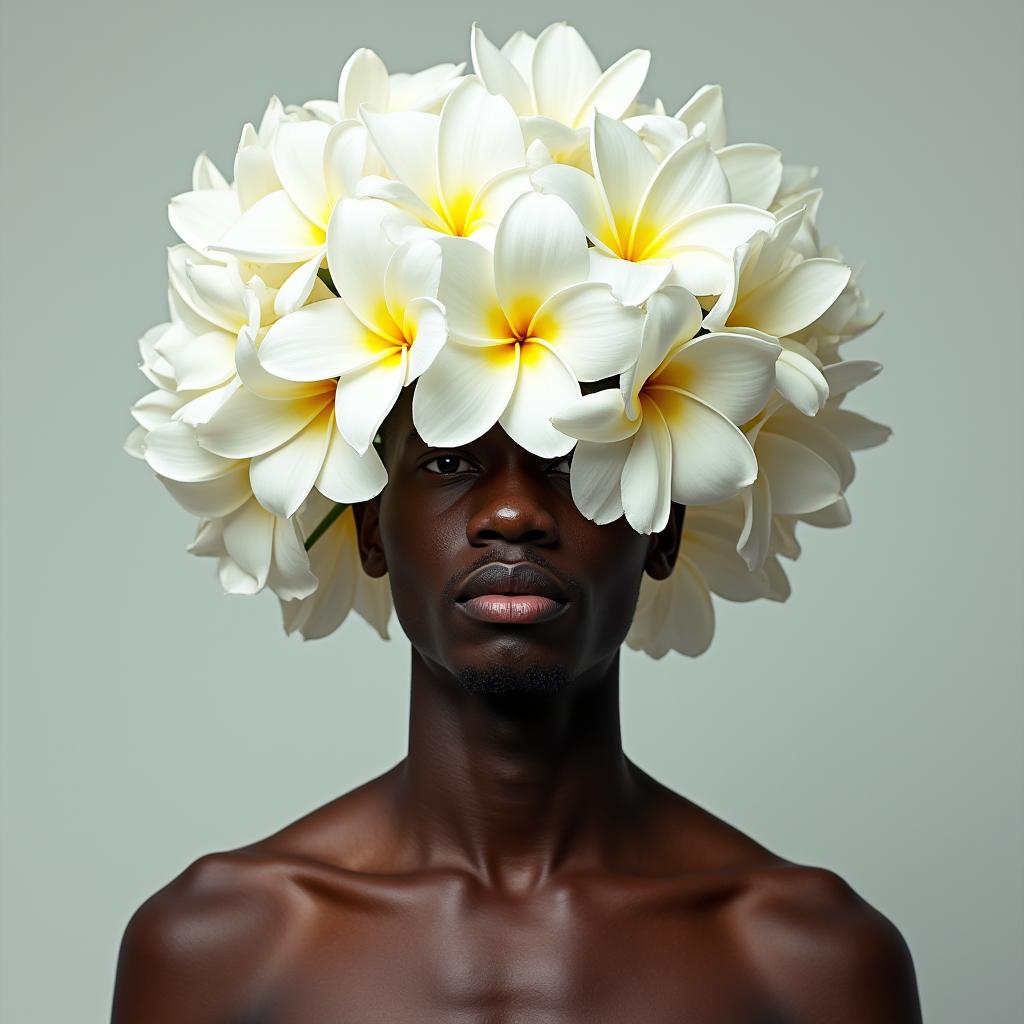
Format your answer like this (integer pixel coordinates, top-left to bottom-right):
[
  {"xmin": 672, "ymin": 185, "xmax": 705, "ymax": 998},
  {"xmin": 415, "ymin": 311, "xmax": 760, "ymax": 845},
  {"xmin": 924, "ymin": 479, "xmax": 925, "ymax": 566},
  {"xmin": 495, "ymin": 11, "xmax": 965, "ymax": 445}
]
[{"xmin": 126, "ymin": 21, "xmax": 890, "ymax": 656}]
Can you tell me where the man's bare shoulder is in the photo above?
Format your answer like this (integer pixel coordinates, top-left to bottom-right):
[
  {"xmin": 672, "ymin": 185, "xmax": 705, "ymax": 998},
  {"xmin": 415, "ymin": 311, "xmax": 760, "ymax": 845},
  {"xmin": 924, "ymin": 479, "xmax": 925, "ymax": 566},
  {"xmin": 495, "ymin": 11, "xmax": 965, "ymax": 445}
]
[
  {"xmin": 111, "ymin": 848, "xmax": 308, "ymax": 1023},
  {"xmin": 731, "ymin": 862, "xmax": 923, "ymax": 1022}
]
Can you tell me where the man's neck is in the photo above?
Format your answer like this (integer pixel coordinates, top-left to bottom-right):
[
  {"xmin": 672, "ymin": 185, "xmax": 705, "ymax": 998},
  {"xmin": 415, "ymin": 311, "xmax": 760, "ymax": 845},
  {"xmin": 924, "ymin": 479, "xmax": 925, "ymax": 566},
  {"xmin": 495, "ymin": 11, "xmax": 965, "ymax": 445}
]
[{"xmin": 393, "ymin": 648, "xmax": 643, "ymax": 893}]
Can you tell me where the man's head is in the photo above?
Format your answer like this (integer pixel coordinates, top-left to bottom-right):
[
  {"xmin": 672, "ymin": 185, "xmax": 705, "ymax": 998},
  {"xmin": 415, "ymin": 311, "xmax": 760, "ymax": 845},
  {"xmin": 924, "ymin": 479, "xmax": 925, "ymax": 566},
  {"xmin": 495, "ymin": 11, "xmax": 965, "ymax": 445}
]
[{"xmin": 351, "ymin": 384, "xmax": 684, "ymax": 696}]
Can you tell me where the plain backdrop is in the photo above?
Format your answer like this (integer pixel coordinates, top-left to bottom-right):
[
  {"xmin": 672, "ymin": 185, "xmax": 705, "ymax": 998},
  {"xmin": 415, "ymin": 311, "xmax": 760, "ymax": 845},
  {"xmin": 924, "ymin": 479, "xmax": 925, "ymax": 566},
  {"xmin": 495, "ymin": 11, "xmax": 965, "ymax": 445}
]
[{"xmin": 1, "ymin": 0, "xmax": 1021, "ymax": 1020}]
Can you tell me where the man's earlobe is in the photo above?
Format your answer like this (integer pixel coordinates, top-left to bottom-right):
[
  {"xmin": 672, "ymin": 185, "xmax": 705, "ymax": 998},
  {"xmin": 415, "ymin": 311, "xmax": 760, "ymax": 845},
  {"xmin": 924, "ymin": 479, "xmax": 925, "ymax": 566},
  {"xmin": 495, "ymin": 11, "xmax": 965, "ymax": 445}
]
[
  {"xmin": 351, "ymin": 498, "xmax": 388, "ymax": 578},
  {"xmin": 645, "ymin": 503, "xmax": 685, "ymax": 581}
]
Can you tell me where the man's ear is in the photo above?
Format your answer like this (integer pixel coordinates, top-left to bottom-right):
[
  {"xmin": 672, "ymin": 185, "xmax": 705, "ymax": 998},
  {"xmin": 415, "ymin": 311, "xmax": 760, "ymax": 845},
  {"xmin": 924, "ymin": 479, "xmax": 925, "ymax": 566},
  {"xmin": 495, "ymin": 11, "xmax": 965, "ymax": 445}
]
[
  {"xmin": 645, "ymin": 502, "xmax": 685, "ymax": 581},
  {"xmin": 350, "ymin": 497, "xmax": 388, "ymax": 578}
]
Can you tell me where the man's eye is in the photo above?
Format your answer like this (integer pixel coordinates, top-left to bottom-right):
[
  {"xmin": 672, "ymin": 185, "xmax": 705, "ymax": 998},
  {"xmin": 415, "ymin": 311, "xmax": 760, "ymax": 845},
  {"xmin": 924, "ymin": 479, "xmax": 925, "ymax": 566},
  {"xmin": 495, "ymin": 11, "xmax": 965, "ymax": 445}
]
[{"xmin": 423, "ymin": 454, "xmax": 475, "ymax": 475}]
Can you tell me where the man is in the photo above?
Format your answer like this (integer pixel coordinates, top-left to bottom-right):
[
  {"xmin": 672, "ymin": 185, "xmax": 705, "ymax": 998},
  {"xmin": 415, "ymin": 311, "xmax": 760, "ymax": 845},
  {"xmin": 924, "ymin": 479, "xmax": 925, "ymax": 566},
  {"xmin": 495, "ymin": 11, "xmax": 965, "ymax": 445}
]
[{"xmin": 111, "ymin": 384, "xmax": 923, "ymax": 1022}]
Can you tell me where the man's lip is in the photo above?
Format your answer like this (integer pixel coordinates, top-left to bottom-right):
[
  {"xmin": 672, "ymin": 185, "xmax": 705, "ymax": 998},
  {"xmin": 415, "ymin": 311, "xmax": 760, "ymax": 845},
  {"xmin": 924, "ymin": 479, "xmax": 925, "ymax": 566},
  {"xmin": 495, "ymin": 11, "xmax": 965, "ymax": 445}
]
[
  {"xmin": 455, "ymin": 561, "xmax": 570, "ymax": 604},
  {"xmin": 457, "ymin": 595, "xmax": 568, "ymax": 625}
]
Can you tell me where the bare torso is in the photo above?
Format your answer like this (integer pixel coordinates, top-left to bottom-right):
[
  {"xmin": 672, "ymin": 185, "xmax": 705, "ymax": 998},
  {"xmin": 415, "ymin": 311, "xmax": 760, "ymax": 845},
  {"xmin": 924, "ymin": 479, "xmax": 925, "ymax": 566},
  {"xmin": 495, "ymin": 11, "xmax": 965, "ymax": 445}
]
[{"xmin": 111, "ymin": 761, "xmax": 921, "ymax": 1023}]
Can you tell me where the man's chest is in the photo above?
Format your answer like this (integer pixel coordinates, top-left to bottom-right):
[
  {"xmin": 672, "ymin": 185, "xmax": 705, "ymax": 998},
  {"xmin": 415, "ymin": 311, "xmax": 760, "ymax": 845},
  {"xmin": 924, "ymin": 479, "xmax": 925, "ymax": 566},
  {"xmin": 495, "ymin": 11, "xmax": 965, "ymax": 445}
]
[{"xmin": 239, "ymin": 882, "xmax": 791, "ymax": 1023}]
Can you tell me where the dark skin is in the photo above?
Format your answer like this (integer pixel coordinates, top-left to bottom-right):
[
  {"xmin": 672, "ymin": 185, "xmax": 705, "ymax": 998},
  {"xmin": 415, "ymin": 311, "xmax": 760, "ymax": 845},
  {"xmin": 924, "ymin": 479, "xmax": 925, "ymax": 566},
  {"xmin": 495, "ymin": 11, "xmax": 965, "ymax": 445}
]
[{"xmin": 112, "ymin": 385, "xmax": 922, "ymax": 1023}]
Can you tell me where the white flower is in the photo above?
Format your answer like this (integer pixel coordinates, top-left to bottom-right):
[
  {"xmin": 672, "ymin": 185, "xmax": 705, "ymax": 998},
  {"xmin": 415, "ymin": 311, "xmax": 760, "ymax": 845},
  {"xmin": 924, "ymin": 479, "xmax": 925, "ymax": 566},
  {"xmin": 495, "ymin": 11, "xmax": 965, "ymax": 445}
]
[
  {"xmin": 359, "ymin": 75, "xmax": 531, "ymax": 247},
  {"xmin": 534, "ymin": 112, "xmax": 776, "ymax": 305},
  {"xmin": 256, "ymin": 197, "xmax": 448, "ymax": 455},
  {"xmin": 187, "ymin": 497, "xmax": 318, "ymax": 600},
  {"xmin": 551, "ymin": 286, "xmax": 780, "ymax": 533},
  {"xmin": 279, "ymin": 493, "xmax": 393, "ymax": 640},
  {"xmin": 304, "ymin": 48, "xmax": 465, "ymax": 123},
  {"xmin": 625, "ymin": 84, "xmax": 784, "ymax": 211},
  {"xmin": 168, "ymin": 97, "xmax": 305, "ymax": 260},
  {"xmin": 410, "ymin": 190, "xmax": 644, "ymax": 457},
  {"xmin": 703, "ymin": 208, "xmax": 852, "ymax": 415},
  {"xmin": 625, "ymin": 500, "xmax": 788, "ymax": 658},
  {"xmin": 470, "ymin": 21, "xmax": 650, "ymax": 166}
]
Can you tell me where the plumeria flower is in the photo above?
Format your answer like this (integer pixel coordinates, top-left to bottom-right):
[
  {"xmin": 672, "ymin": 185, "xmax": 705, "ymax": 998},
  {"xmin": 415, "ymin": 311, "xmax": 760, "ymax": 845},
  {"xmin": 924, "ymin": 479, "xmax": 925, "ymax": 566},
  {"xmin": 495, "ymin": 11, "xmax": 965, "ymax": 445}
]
[
  {"xmin": 550, "ymin": 286, "xmax": 780, "ymax": 533},
  {"xmin": 533, "ymin": 112, "xmax": 776, "ymax": 305},
  {"xmin": 181, "ymin": 314, "xmax": 388, "ymax": 519},
  {"xmin": 626, "ymin": 85, "xmax": 784, "ymax": 211},
  {"xmin": 470, "ymin": 21, "xmax": 650, "ymax": 167},
  {"xmin": 169, "ymin": 97, "xmax": 304, "ymax": 260},
  {"xmin": 410, "ymin": 190, "xmax": 643, "ymax": 457},
  {"xmin": 703, "ymin": 208, "xmax": 852, "ymax": 415},
  {"xmin": 735, "ymin": 356, "xmax": 890, "ymax": 572},
  {"xmin": 208, "ymin": 114, "xmax": 384, "ymax": 309},
  {"xmin": 304, "ymin": 47, "xmax": 465, "ymax": 123},
  {"xmin": 279, "ymin": 493, "xmax": 393, "ymax": 640},
  {"xmin": 187, "ymin": 497, "xmax": 318, "ymax": 600},
  {"xmin": 625, "ymin": 500, "xmax": 789, "ymax": 658},
  {"xmin": 358, "ymin": 75, "xmax": 531, "ymax": 247},
  {"xmin": 256, "ymin": 197, "xmax": 448, "ymax": 455}
]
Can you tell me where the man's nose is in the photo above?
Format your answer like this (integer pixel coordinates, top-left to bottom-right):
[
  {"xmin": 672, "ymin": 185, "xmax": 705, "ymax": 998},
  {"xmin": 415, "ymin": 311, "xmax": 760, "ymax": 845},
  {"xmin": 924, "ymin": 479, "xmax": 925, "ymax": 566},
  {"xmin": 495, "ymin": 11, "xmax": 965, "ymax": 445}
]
[{"xmin": 466, "ymin": 478, "xmax": 559, "ymax": 547}]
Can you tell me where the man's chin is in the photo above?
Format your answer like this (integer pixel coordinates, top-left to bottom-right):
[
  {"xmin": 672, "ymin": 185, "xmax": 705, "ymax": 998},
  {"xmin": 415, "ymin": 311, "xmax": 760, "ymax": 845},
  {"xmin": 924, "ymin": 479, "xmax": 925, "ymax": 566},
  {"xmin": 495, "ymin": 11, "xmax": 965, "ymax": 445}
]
[{"xmin": 454, "ymin": 661, "xmax": 570, "ymax": 697}]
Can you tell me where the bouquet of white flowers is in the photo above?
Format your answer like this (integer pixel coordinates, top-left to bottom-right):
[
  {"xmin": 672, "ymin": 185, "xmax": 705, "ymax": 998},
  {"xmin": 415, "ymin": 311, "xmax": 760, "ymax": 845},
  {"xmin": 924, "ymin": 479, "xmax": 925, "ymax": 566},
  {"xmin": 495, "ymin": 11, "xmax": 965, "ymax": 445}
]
[{"xmin": 125, "ymin": 21, "xmax": 888, "ymax": 657}]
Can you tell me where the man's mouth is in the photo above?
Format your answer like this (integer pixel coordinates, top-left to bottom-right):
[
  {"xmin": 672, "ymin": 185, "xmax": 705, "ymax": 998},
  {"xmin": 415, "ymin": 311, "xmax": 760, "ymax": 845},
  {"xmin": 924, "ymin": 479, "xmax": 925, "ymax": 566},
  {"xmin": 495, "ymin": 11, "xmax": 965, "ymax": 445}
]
[
  {"xmin": 454, "ymin": 562, "xmax": 570, "ymax": 625},
  {"xmin": 457, "ymin": 594, "xmax": 567, "ymax": 624}
]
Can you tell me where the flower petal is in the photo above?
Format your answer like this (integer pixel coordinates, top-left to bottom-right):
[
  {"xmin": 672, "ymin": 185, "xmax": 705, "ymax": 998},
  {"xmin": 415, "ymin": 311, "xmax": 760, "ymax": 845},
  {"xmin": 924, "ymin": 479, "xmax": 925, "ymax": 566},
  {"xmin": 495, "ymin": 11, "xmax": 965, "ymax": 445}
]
[
  {"xmin": 732, "ymin": 257, "xmax": 852, "ymax": 338},
  {"xmin": 738, "ymin": 473, "xmax": 772, "ymax": 571},
  {"xmin": 222, "ymin": 498, "xmax": 275, "ymax": 592},
  {"xmin": 315, "ymin": 414, "xmax": 388, "ymax": 502},
  {"xmin": 273, "ymin": 120, "xmax": 332, "ymax": 228},
  {"xmin": 158, "ymin": 462, "xmax": 253, "ymax": 518},
  {"xmin": 249, "ymin": 404, "xmax": 333, "ymax": 517},
  {"xmin": 274, "ymin": 254, "xmax": 325, "ymax": 317},
  {"xmin": 494, "ymin": 191, "xmax": 589, "ymax": 334},
  {"xmin": 568, "ymin": 437, "xmax": 631, "ymax": 524},
  {"xmin": 550, "ymin": 388, "xmax": 640, "ymax": 443},
  {"xmin": 498, "ymin": 341, "xmax": 580, "ymax": 457},
  {"xmin": 196, "ymin": 386, "xmax": 331, "ymax": 459},
  {"xmin": 437, "ymin": 77, "xmax": 525, "ymax": 234},
  {"xmin": 574, "ymin": 48, "xmax": 650, "ymax": 124},
  {"xmin": 360, "ymin": 109, "xmax": 441, "ymax": 216},
  {"xmin": 774, "ymin": 344, "xmax": 830, "ymax": 416},
  {"xmin": 717, "ymin": 143, "xmax": 783, "ymax": 208},
  {"xmin": 591, "ymin": 112, "xmax": 657, "ymax": 253},
  {"xmin": 338, "ymin": 47, "xmax": 390, "ymax": 119},
  {"xmin": 632, "ymin": 136, "xmax": 729, "ymax": 255},
  {"xmin": 335, "ymin": 348, "xmax": 408, "ymax": 454},
  {"xmin": 471, "ymin": 23, "xmax": 532, "ymax": 115},
  {"xmin": 435, "ymin": 236, "xmax": 508, "ymax": 344},
  {"xmin": 587, "ymin": 249, "xmax": 672, "ymax": 306},
  {"xmin": 621, "ymin": 397, "xmax": 673, "ymax": 534},
  {"xmin": 530, "ymin": 280, "xmax": 644, "ymax": 381},
  {"xmin": 412, "ymin": 339, "xmax": 519, "ymax": 446},
  {"xmin": 404, "ymin": 296, "xmax": 449, "ymax": 382},
  {"xmin": 754, "ymin": 430, "xmax": 842, "ymax": 515},
  {"xmin": 266, "ymin": 515, "xmax": 319, "ymax": 601},
  {"xmin": 258, "ymin": 298, "xmax": 396, "ymax": 381},
  {"xmin": 650, "ymin": 385, "xmax": 759, "ymax": 504},
  {"xmin": 623, "ymin": 285, "xmax": 702, "ymax": 415},
  {"xmin": 818, "ymin": 408, "xmax": 892, "ymax": 450},
  {"xmin": 654, "ymin": 331, "xmax": 781, "ymax": 425},
  {"xmin": 532, "ymin": 162, "xmax": 617, "ymax": 252},
  {"xmin": 168, "ymin": 189, "xmax": 240, "ymax": 256},
  {"xmin": 531, "ymin": 22, "xmax": 601, "ymax": 124},
  {"xmin": 326, "ymin": 197, "xmax": 403, "ymax": 340},
  {"xmin": 212, "ymin": 190, "xmax": 325, "ymax": 263},
  {"xmin": 385, "ymin": 237, "xmax": 442, "ymax": 329},
  {"xmin": 674, "ymin": 83, "xmax": 726, "ymax": 150},
  {"xmin": 144, "ymin": 421, "xmax": 240, "ymax": 482}
]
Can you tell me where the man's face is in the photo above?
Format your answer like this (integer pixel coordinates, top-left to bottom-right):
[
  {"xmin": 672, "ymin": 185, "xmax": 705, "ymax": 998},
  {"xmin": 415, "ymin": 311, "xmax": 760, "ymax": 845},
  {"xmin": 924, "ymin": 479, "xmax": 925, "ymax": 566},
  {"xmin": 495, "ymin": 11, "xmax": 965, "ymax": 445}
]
[{"xmin": 352, "ymin": 386, "xmax": 683, "ymax": 695}]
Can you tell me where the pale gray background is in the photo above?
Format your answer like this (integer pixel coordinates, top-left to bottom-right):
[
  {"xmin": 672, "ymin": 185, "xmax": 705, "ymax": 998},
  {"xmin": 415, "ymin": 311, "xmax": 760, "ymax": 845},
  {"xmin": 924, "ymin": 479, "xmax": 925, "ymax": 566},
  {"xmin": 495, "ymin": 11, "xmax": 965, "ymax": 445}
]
[{"xmin": 1, "ymin": 0, "xmax": 1021, "ymax": 1020}]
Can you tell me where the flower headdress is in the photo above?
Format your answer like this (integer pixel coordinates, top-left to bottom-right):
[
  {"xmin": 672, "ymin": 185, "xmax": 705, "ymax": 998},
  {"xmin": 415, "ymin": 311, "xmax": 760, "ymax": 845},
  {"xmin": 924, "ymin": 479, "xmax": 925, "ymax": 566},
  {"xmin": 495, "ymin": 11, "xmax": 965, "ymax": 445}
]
[{"xmin": 126, "ymin": 22, "xmax": 889, "ymax": 657}]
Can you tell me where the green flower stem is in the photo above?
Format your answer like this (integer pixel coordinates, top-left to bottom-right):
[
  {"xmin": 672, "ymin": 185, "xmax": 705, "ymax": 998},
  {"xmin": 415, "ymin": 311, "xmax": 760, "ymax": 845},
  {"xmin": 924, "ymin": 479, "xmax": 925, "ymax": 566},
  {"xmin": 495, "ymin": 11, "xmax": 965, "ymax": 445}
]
[{"xmin": 303, "ymin": 502, "xmax": 349, "ymax": 551}]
